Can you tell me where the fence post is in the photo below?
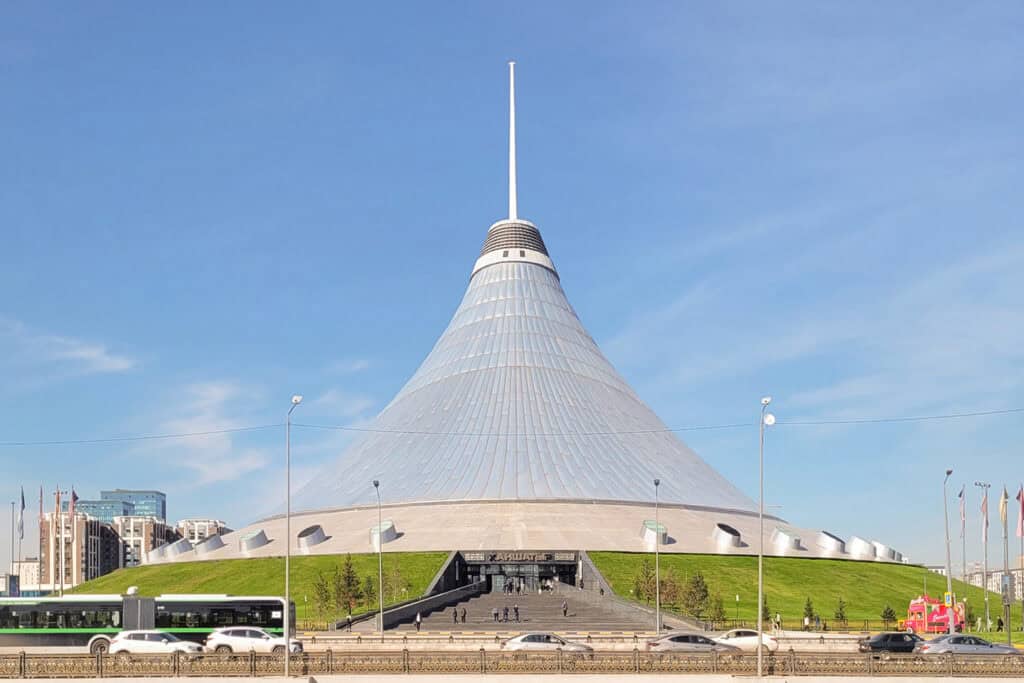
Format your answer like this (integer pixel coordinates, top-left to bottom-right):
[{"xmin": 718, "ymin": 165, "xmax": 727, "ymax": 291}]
[
  {"xmin": 327, "ymin": 648, "xmax": 333, "ymax": 675},
  {"xmin": 946, "ymin": 652, "xmax": 954, "ymax": 677},
  {"xmin": 633, "ymin": 647, "xmax": 639, "ymax": 673},
  {"xmin": 711, "ymin": 649, "xmax": 718, "ymax": 674},
  {"xmin": 249, "ymin": 650, "xmax": 256, "ymax": 677},
  {"xmin": 867, "ymin": 652, "xmax": 873, "ymax": 676},
  {"xmin": 19, "ymin": 651, "xmax": 26, "ymax": 679},
  {"xmin": 403, "ymin": 648, "xmax": 409, "ymax": 674},
  {"xmin": 788, "ymin": 647, "xmax": 796, "ymax": 675},
  {"xmin": 479, "ymin": 647, "xmax": 486, "ymax": 675},
  {"xmin": 95, "ymin": 651, "xmax": 102, "ymax": 678},
  {"xmin": 173, "ymin": 651, "xmax": 180, "ymax": 677},
  {"xmin": 557, "ymin": 648, "xmax": 563, "ymax": 674}
]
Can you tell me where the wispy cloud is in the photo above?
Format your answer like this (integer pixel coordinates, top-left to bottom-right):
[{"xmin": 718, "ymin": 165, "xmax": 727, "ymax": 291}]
[
  {"xmin": 151, "ymin": 381, "xmax": 270, "ymax": 485},
  {"xmin": 326, "ymin": 358, "xmax": 371, "ymax": 375},
  {"xmin": 0, "ymin": 317, "xmax": 136, "ymax": 383},
  {"xmin": 310, "ymin": 387, "xmax": 377, "ymax": 420}
]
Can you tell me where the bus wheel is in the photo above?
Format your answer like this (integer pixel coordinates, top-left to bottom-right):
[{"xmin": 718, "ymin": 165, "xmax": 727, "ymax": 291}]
[{"xmin": 89, "ymin": 639, "xmax": 110, "ymax": 655}]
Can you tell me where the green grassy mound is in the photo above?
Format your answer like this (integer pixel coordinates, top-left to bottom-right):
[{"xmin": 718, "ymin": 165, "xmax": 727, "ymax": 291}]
[
  {"xmin": 72, "ymin": 552, "xmax": 449, "ymax": 627},
  {"xmin": 590, "ymin": 551, "xmax": 1006, "ymax": 629}
]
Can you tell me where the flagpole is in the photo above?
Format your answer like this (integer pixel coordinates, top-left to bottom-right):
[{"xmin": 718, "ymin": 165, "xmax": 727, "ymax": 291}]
[
  {"xmin": 975, "ymin": 481, "xmax": 991, "ymax": 630},
  {"xmin": 1001, "ymin": 487, "xmax": 1009, "ymax": 647},
  {"xmin": 8, "ymin": 502, "xmax": 13, "ymax": 576}
]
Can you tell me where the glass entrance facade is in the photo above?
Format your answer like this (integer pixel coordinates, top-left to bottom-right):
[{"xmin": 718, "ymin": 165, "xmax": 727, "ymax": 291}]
[{"xmin": 460, "ymin": 551, "xmax": 578, "ymax": 593}]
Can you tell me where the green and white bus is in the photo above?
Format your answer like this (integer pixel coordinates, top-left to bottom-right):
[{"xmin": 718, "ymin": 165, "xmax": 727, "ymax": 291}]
[{"xmin": 0, "ymin": 594, "xmax": 293, "ymax": 653}]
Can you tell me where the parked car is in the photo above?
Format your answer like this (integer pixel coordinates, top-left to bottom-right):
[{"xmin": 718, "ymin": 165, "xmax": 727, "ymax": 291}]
[
  {"xmin": 108, "ymin": 631, "xmax": 202, "ymax": 656},
  {"xmin": 714, "ymin": 628, "xmax": 779, "ymax": 653},
  {"xmin": 916, "ymin": 634, "xmax": 1021, "ymax": 656},
  {"xmin": 647, "ymin": 633, "xmax": 741, "ymax": 653},
  {"xmin": 500, "ymin": 632, "xmax": 593, "ymax": 653},
  {"xmin": 858, "ymin": 632, "xmax": 923, "ymax": 654},
  {"xmin": 204, "ymin": 627, "xmax": 302, "ymax": 654}
]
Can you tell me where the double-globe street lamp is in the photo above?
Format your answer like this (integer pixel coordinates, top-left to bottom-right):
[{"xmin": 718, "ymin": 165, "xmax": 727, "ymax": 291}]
[
  {"xmin": 757, "ymin": 396, "xmax": 775, "ymax": 680},
  {"xmin": 285, "ymin": 394, "xmax": 302, "ymax": 679}
]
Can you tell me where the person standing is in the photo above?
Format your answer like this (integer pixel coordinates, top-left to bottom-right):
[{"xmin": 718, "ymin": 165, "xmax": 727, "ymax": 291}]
[
  {"xmin": 513, "ymin": 604, "xmax": 520, "ymax": 622},
  {"xmin": 461, "ymin": 607, "xmax": 467, "ymax": 624},
  {"xmin": 502, "ymin": 605, "xmax": 509, "ymax": 623},
  {"xmin": 346, "ymin": 614, "xmax": 352, "ymax": 632},
  {"xmin": 452, "ymin": 608, "xmax": 458, "ymax": 626},
  {"xmin": 492, "ymin": 607, "xmax": 499, "ymax": 623},
  {"xmin": 415, "ymin": 612, "xmax": 422, "ymax": 632},
  {"xmin": 562, "ymin": 600, "xmax": 568, "ymax": 618}
]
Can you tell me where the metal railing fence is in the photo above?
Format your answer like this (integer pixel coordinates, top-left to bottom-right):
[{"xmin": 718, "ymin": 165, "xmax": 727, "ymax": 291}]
[{"xmin": 2, "ymin": 649, "xmax": 1023, "ymax": 678}]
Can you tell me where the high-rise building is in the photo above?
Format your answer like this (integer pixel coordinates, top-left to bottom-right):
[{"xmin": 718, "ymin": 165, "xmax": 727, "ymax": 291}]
[
  {"xmin": 61, "ymin": 499, "xmax": 135, "ymax": 524},
  {"xmin": 11, "ymin": 558, "xmax": 40, "ymax": 594},
  {"xmin": 101, "ymin": 490, "xmax": 166, "ymax": 522},
  {"xmin": 39, "ymin": 512, "xmax": 122, "ymax": 591},
  {"xmin": 176, "ymin": 519, "xmax": 231, "ymax": 545},
  {"xmin": 112, "ymin": 516, "xmax": 179, "ymax": 567}
]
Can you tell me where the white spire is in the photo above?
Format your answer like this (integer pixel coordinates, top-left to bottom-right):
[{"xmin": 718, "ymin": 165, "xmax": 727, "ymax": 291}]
[{"xmin": 508, "ymin": 60, "xmax": 518, "ymax": 221}]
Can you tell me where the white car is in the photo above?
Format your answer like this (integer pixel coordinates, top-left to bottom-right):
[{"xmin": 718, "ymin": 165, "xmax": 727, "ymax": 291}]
[
  {"xmin": 713, "ymin": 628, "xmax": 779, "ymax": 653},
  {"xmin": 108, "ymin": 631, "xmax": 202, "ymax": 656},
  {"xmin": 501, "ymin": 632, "xmax": 593, "ymax": 653},
  {"xmin": 204, "ymin": 627, "xmax": 302, "ymax": 654}
]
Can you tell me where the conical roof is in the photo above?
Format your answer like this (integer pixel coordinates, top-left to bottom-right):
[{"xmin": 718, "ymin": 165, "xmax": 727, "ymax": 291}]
[
  {"xmin": 294, "ymin": 218, "xmax": 755, "ymax": 514},
  {"xmin": 294, "ymin": 63, "xmax": 754, "ymax": 515}
]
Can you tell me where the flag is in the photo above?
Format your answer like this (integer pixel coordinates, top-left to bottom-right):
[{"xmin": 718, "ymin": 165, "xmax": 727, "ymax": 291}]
[
  {"xmin": 981, "ymin": 489, "xmax": 989, "ymax": 536},
  {"xmin": 17, "ymin": 487, "xmax": 24, "ymax": 540},
  {"xmin": 69, "ymin": 488, "xmax": 78, "ymax": 518},
  {"xmin": 999, "ymin": 486, "xmax": 1008, "ymax": 526},
  {"xmin": 1017, "ymin": 485, "xmax": 1024, "ymax": 539},
  {"xmin": 958, "ymin": 485, "xmax": 965, "ymax": 539},
  {"xmin": 38, "ymin": 486, "xmax": 43, "ymax": 519}
]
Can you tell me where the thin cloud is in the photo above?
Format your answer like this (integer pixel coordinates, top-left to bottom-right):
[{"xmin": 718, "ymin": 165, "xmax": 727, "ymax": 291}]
[
  {"xmin": 0, "ymin": 316, "xmax": 137, "ymax": 378},
  {"xmin": 326, "ymin": 358, "xmax": 371, "ymax": 375}
]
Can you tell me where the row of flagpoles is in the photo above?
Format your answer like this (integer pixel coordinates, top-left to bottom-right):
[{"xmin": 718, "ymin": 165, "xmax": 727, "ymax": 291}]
[
  {"xmin": 957, "ymin": 483, "xmax": 1024, "ymax": 634},
  {"xmin": 9, "ymin": 485, "xmax": 78, "ymax": 597}
]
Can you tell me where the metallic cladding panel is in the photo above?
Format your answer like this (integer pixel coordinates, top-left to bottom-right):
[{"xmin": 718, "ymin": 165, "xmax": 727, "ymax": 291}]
[{"xmin": 294, "ymin": 238, "xmax": 755, "ymax": 514}]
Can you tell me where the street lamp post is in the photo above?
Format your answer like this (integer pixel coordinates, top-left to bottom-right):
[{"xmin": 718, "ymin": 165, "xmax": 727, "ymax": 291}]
[
  {"xmin": 975, "ymin": 481, "xmax": 991, "ymax": 630},
  {"xmin": 757, "ymin": 396, "xmax": 775, "ymax": 679},
  {"xmin": 942, "ymin": 469, "xmax": 955, "ymax": 635},
  {"xmin": 373, "ymin": 480, "xmax": 384, "ymax": 642},
  {"xmin": 284, "ymin": 394, "xmax": 302, "ymax": 678},
  {"xmin": 654, "ymin": 478, "xmax": 661, "ymax": 635}
]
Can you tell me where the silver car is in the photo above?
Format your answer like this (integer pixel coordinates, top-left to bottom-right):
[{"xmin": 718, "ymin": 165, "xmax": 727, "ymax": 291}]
[
  {"xmin": 647, "ymin": 632, "xmax": 742, "ymax": 653},
  {"xmin": 501, "ymin": 632, "xmax": 593, "ymax": 653},
  {"xmin": 917, "ymin": 634, "xmax": 1021, "ymax": 655}
]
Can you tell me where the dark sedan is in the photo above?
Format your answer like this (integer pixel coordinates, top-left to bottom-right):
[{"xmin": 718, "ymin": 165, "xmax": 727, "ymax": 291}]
[{"xmin": 859, "ymin": 632, "xmax": 924, "ymax": 654}]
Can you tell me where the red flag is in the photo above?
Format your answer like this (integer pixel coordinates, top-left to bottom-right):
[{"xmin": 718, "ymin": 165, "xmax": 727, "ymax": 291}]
[
  {"xmin": 1016, "ymin": 485, "xmax": 1023, "ymax": 539},
  {"xmin": 981, "ymin": 490, "xmax": 989, "ymax": 536}
]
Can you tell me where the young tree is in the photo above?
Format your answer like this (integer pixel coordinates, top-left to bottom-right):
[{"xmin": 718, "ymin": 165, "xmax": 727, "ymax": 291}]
[
  {"xmin": 660, "ymin": 568, "xmax": 681, "ymax": 608},
  {"xmin": 362, "ymin": 574, "xmax": 377, "ymax": 611},
  {"xmin": 834, "ymin": 597, "xmax": 847, "ymax": 624},
  {"xmin": 880, "ymin": 604, "xmax": 897, "ymax": 624},
  {"xmin": 634, "ymin": 559, "xmax": 656, "ymax": 604},
  {"xmin": 803, "ymin": 597, "xmax": 815, "ymax": 621},
  {"xmin": 313, "ymin": 571, "xmax": 332, "ymax": 621},
  {"xmin": 709, "ymin": 592, "xmax": 727, "ymax": 625},
  {"xmin": 761, "ymin": 595, "xmax": 771, "ymax": 624},
  {"xmin": 331, "ymin": 565, "xmax": 345, "ymax": 615},
  {"xmin": 385, "ymin": 564, "xmax": 408, "ymax": 603},
  {"xmin": 682, "ymin": 571, "xmax": 710, "ymax": 617},
  {"xmin": 340, "ymin": 554, "xmax": 362, "ymax": 611}
]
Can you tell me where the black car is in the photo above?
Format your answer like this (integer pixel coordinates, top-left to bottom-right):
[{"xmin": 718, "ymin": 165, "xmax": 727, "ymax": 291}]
[{"xmin": 858, "ymin": 632, "xmax": 923, "ymax": 654}]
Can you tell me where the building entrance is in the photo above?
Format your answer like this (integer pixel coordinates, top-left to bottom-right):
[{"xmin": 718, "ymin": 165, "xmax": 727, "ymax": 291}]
[{"xmin": 460, "ymin": 551, "xmax": 578, "ymax": 594}]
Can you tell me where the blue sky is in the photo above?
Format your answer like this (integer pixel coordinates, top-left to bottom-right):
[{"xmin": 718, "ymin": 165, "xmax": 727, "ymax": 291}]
[{"xmin": 2, "ymin": 2, "xmax": 1022, "ymax": 570}]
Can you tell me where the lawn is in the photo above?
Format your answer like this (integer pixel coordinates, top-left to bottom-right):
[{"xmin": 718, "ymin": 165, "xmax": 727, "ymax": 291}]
[
  {"xmin": 71, "ymin": 552, "xmax": 449, "ymax": 626},
  {"xmin": 589, "ymin": 551, "xmax": 1007, "ymax": 630}
]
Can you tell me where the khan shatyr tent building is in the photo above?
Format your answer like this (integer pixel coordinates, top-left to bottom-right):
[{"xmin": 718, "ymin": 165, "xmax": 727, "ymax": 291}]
[{"xmin": 154, "ymin": 64, "xmax": 903, "ymax": 577}]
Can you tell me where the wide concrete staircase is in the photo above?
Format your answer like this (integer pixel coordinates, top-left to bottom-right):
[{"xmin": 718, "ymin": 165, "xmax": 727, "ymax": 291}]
[{"xmin": 393, "ymin": 589, "xmax": 652, "ymax": 633}]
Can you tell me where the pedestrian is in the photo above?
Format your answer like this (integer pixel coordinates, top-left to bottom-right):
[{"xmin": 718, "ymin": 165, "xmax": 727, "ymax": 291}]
[
  {"xmin": 513, "ymin": 604, "xmax": 520, "ymax": 622},
  {"xmin": 775, "ymin": 613, "xmax": 781, "ymax": 632},
  {"xmin": 492, "ymin": 607, "xmax": 499, "ymax": 623},
  {"xmin": 562, "ymin": 600, "xmax": 568, "ymax": 618},
  {"xmin": 997, "ymin": 616, "xmax": 1004, "ymax": 632},
  {"xmin": 461, "ymin": 607, "xmax": 467, "ymax": 624},
  {"xmin": 415, "ymin": 612, "xmax": 422, "ymax": 632},
  {"xmin": 503, "ymin": 606, "xmax": 509, "ymax": 622},
  {"xmin": 599, "ymin": 587, "xmax": 605, "ymax": 597},
  {"xmin": 346, "ymin": 614, "xmax": 352, "ymax": 631},
  {"xmin": 803, "ymin": 615, "xmax": 809, "ymax": 632},
  {"xmin": 814, "ymin": 615, "xmax": 820, "ymax": 631},
  {"xmin": 452, "ymin": 608, "xmax": 458, "ymax": 625},
  {"xmin": 580, "ymin": 579, "xmax": 585, "ymax": 590}
]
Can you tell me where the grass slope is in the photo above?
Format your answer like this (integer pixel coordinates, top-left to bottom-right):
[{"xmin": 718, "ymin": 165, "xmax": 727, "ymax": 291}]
[
  {"xmin": 72, "ymin": 552, "xmax": 448, "ymax": 621},
  {"xmin": 590, "ymin": 552, "xmax": 1004, "ymax": 627}
]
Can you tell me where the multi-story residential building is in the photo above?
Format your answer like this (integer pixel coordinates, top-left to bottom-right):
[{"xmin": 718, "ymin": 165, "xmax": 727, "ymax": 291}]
[
  {"xmin": 60, "ymin": 499, "xmax": 135, "ymax": 524},
  {"xmin": 39, "ymin": 512, "xmax": 122, "ymax": 591},
  {"xmin": 10, "ymin": 558, "xmax": 41, "ymax": 594},
  {"xmin": 112, "ymin": 516, "xmax": 179, "ymax": 567},
  {"xmin": 102, "ymin": 490, "xmax": 166, "ymax": 522},
  {"xmin": 176, "ymin": 519, "xmax": 231, "ymax": 544},
  {"xmin": 0, "ymin": 574, "xmax": 19, "ymax": 597}
]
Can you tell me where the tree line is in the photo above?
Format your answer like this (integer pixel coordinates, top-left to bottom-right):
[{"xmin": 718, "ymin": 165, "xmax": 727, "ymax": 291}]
[{"xmin": 310, "ymin": 554, "xmax": 411, "ymax": 623}]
